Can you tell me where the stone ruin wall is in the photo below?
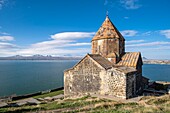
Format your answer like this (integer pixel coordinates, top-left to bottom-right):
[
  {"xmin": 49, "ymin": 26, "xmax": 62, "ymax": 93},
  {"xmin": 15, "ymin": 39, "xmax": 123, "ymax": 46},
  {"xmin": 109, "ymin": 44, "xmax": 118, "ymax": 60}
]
[{"xmin": 64, "ymin": 56, "xmax": 103, "ymax": 98}]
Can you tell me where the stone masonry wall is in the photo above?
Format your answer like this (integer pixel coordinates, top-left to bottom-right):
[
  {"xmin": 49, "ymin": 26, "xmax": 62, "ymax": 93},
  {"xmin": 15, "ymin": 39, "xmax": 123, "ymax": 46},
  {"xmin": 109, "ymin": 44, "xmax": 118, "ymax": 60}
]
[
  {"xmin": 119, "ymin": 38, "xmax": 125, "ymax": 57},
  {"xmin": 126, "ymin": 73, "xmax": 136, "ymax": 98},
  {"xmin": 64, "ymin": 56, "xmax": 103, "ymax": 98},
  {"xmin": 100, "ymin": 68, "xmax": 127, "ymax": 99},
  {"xmin": 92, "ymin": 39, "xmax": 119, "ymax": 57}
]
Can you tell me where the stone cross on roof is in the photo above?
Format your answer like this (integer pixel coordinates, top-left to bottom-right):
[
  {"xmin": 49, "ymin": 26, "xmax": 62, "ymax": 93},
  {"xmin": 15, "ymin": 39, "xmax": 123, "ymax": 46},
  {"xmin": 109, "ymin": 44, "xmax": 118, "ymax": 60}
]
[{"xmin": 106, "ymin": 11, "xmax": 109, "ymax": 17}]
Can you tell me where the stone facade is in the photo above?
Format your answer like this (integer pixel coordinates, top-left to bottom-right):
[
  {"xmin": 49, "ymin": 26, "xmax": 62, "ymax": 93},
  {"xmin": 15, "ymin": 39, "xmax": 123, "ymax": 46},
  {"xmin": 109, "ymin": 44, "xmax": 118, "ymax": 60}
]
[
  {"xmin": 64, "ymin": 15, "xmax": 149, "ymax": 99},
  {"xmin": 64, "ymin": 56, "xmax": 103, "ymax": 97},
  {"xmin": 100, "ymin": 68, "xmax": 127, "ymax": 98},
  {"xmin": 64, "ymin": 54, "xmax": 137, "ymax": 99}
]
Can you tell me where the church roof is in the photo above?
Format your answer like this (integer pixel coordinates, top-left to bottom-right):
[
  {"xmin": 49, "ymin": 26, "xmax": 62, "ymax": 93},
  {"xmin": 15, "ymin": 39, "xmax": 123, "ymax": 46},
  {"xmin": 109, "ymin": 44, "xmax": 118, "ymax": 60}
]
[
  {"xmin": 65, "ymin": 53, "xmax": 138, "ymax": 74},
  {"xmin": 117, "ymin": 52, "xmax": 142, "ymax": 68},
  {"xmin": 89, "ymin": 54, "xmax": 137, "ymax": 73},
  {"xmin": 88, "ymin": 54, "xmax": 113, "ymax": 69},
  {"xmin": 114, "ymin": 66, "xmax": 137, "ymax": 74},
  {"xmin": 92, "ymin": 16, "xmax": 125, "ymax": 41}
]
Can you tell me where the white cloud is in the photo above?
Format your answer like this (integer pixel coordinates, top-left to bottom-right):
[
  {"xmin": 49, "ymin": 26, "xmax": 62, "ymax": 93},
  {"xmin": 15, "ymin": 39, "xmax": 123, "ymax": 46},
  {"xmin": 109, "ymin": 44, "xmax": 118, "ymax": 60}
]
[
  {"xmin": 0, "ymin": 31, "xmax": 169, "ymax": 59},
  {"xmin": 0, "ymin": 42, "xmax": 19, "ymax": 56},
  {"xmin": 0, "ymin": 32, "xmax": 94, "ymax": 56},
  {"xmin": 125, "ymin": 40, "xmax": 145, "ymax": 44},
  {"xmin": 67, "ymin": 43, "xmax": 91, "ymax": 46},
  {"xmin": 126, "ymin": 41, "xmax": 170, "ymax": 47},
  {"xmin": 121, "ymin": 30, "xmax": 138, "ymax": 37},
  {"xmin": 0, "ymin": 36, "xmax": 14, "ymax": 41},
  {"xmin": 51, "ymin": 32, "xmax": 95, "ymax": 40},
  {"xmin": 0, "ymin": 42, "xmax": 17, "ymax": 49},
  {"xmin": 31, "ymin": 40, "xmax": 74, "ymax": 48},
  {"xmin": 142, "ymin": 31, "xmax": 152, "ymax": 36},
  {"xmin": 160, "ymin": 30, "xmax": 170, "ymax": 39},
  {"xmin": 17, "ymin": 48, "xmax": 90, "ymax": 56},
  {"xmin": 120, "ymin": 0, "xmax": 141, "ymax": 9},
  {"xmin": 14, "ymin": 32, "xmax": 93, "ymax": 56}
]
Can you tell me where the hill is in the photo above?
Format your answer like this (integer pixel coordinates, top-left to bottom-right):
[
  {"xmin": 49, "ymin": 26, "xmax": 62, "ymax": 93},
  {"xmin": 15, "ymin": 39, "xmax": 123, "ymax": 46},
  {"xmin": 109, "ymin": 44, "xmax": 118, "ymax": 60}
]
[{"xmin": 0, "ymin": 55, "xmax": 82, "ymax": 60}]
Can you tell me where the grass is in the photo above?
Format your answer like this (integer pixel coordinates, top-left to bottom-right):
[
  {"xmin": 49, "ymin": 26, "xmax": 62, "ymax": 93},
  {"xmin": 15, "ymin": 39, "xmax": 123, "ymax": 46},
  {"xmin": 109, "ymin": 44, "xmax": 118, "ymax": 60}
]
[
  {"xmin": 33, "ymin": 90, "xmax": 64, "ymax": 99},
  {"xmin": 0, "ymin": 90, "xmax": 170, "ymax": 113}
]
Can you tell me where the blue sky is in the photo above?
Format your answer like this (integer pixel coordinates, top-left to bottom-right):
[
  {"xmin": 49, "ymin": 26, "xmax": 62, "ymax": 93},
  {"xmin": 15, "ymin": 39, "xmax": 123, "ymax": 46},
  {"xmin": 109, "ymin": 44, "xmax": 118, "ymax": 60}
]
[{"xmin": 0, "ymin": 0, "xmax": 170, "ymax": 59}]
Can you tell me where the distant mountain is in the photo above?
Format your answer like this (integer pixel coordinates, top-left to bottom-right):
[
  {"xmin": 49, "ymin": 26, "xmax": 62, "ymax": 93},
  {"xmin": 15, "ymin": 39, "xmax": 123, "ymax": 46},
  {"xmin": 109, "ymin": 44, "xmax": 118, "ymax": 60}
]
[
  {"xmin": 0, "ymin": 55, "xmax": 82, "ymax": 60},
  {"xmin": 142, "ymin": 57, "xmax": 148, "ymax": 60}
]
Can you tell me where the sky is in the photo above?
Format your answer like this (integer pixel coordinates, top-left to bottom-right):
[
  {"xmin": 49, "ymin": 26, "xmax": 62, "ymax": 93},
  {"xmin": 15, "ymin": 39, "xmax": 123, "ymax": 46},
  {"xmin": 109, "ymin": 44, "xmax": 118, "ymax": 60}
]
[{"xmin": 0, "ymin": 0, "xmax": 170, "ymax": 59}]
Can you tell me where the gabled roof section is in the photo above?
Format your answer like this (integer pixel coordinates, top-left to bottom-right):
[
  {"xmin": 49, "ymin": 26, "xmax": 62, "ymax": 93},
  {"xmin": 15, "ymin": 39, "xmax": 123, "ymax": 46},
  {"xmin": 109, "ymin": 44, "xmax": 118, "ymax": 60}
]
[
  {"xmin": 88, "ymin": 54, "xmax": 113, "ymax": 69},
  {"xmin": 64, "ymin": 53, "xmax": 139, "ymax": 74},
  {"xmin": 92, "ymin": 16, "xmax": 125, "ymax": 41},
  {"xmin": 113, "ymin": 66, "xmax": 137, "ymax": 74},
  {"xmin": 117, "ymin": 52, "xmax": 143, "ymax": 68},
  {"xmin": 64, "ymin": 54, "xmax": 113, "ymax": 72}
]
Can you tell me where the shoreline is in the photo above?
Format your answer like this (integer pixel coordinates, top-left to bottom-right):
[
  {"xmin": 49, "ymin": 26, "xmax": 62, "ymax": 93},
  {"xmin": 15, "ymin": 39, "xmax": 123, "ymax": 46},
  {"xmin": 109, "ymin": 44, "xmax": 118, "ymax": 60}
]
[
  {"xmin": 0, "ymin": 87, "xmax": 64, "ymax": 102},
  {"xmin": 0, "ymin": 59, "xmax": 170, "ymax": 65},
  {"xmin": 1, "ymin": 80, "xmax": 170, "ymax": 102},
  {"xmin": 143, "ymin": 60, "xmax": 170, "ymax": 65}
]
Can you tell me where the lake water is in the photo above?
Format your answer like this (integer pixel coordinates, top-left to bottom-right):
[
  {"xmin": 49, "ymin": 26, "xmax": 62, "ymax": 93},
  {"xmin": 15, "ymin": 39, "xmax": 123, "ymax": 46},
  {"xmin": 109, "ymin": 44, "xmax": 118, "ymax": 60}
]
[{"xmin": 0, "ymin": 60, "xmax": 170, "ymax": 97}]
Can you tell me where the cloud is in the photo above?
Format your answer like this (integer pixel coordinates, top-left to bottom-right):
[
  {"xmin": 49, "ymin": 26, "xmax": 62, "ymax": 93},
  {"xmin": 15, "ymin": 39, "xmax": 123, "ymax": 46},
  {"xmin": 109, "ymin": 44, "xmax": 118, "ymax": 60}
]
[
  {"xmin": 30, "ymin": 32, "xmax": 94, "ymax": 49},
  {"xmin": 120, "ymin": 0, "xmax": 141, "ymax": 9},
  {"xmin": 0, "ymin": 42, "xmax": 18, "ymax": 49},
  {"xmin": 126, "ymin": 41, "xmax": 170, "ymax": 47},
  {"xmin": 0, "ymin": 32, "xmax": 10, "ymax": 35},
  {"xmin": 121, "ymin": 30, "xmax": 138, "ymax": 37},
  {"xmin": 125, "ymin": 40, "xmax": 145, "ymax": 44},
  {"xmin": 153, "ymin": 46, "xmax": 170, "ymax": 50},
  {"xmin": 0, "ymin": 42, "xmax": 20, "ymax": 56},
  {"xmin": 0, "ymin": 36, "xmax": 14, "ymax": 41},
  {"xmin": 0, "ymin": 31, "xmax": 169, "ymax": 59},
  {"xmin": 124, "ymin": 16, "xmax": 129, "ymax": 19},
  {"xmin": 142, "ymin": 31, "xmax": 152, "ymax": 36},
  {"xmin": 0, "ymin": 32, "xmax": 93, "ymax": 56},
  {"xmin": 125, "ymin": 40, "xmax": 170, "ymax": 59},
  {"xmin": 0, "ymin": 0, "xmax": 6, "ymax": 9},
  {"xmin": 67, "ymin": 43, "xmax": 91, "ymax": 46},
  {"xmin": 51, "ymin": 32, "xmax": 95, "ymax": 40},
  {"xmin": 31, "ymin": 40, "xmax": 74, "ymax": 49},
  {"xmin": 18, "ymin": 48, "xmax": 90, "ymax": 56},
  {"xmin": 160, "ymin": 30, "xmax": 170, "ymax": 39},
  {"xmin": 14, "ymin": 32, "xmax": 93, "ymax": 56}
]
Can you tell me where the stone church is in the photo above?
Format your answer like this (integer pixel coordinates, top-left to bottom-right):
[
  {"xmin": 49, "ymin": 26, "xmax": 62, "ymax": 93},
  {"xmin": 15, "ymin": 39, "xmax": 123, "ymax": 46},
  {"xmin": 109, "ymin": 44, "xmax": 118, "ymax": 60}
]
[{"xmin": 64, "ymin": 15, "xmax": 149, "ymax": 99}]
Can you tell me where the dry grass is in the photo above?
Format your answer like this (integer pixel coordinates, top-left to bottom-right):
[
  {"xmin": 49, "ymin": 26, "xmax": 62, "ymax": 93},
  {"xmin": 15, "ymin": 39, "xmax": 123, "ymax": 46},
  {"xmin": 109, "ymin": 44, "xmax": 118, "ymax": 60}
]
[{"xmin": 0, "ymin": 93, "xmax": 170, "ymax": 113}]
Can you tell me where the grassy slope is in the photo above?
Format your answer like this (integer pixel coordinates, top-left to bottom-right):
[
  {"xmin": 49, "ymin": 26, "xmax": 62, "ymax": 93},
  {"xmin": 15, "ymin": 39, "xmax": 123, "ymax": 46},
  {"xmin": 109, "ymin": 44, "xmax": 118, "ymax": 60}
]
[
  {"xmin": 0, "ymin": 90, "xmax": 170, "ymax": 113},
  {"xmin": 33, "ymin": 90, "xmax": 64, "ymax": 99}
]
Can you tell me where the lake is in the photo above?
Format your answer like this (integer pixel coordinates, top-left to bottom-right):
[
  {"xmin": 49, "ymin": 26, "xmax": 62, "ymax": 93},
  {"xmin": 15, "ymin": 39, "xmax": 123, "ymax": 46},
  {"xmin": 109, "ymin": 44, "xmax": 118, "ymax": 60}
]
[{"xmin": 0, "ymin": 60, "xmax": 170, "ymax": 97}]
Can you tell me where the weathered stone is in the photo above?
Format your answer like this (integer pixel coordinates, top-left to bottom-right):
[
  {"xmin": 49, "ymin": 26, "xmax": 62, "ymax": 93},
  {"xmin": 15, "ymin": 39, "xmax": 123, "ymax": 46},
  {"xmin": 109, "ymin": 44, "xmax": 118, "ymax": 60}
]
[
  {"xmin": 0, "ymin": 102, "xmax": 8, "ymax": 108},
  {"xmin": 52, "ymin": 94, "xmax": 64, "ymax": 100}
]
